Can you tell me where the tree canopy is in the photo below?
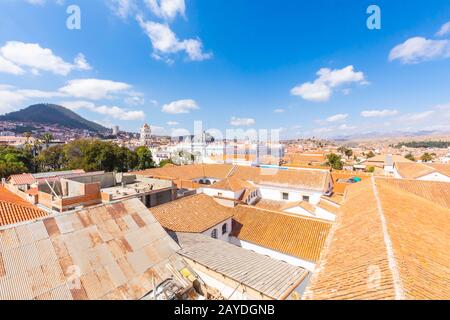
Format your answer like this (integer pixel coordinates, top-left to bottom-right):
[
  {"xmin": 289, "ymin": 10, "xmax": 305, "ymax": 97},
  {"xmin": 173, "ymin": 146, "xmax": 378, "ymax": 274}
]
[{"xmin": 0, "ymin": 139, "xmax": 156, "ymax": 178}]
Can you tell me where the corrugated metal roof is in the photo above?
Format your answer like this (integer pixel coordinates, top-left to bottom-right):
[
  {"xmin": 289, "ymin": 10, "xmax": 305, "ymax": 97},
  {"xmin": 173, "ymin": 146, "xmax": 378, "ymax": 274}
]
[
  {"xmin": 0, "ymin": 199, "xmax": 192, "ymax": 300},
  {"xmin": 174, "ymin": 232, "xmax": 308, "ymax": 299}
]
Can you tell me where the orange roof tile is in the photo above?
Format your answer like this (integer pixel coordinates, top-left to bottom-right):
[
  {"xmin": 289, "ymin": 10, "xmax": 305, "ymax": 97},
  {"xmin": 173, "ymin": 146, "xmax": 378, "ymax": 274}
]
[
  {"xmin": 0, "ymin": 186, "xmax": 47, "ymax": 227},
  {"xmin": 7, "ymin": 174, "xmax": 35, "ymax": 186},
  {"xmin": 426, "ymin": 163, "xmax": 450, "ymax": 178},
  {"xmin": 233, "ymin": 166, "xmax": 332, "ymax": 192},
  {"xmin": 150, "ymin": 194, "xmax": 234, "ymax": 233},
  {"xmin": 379, "ymin": 178, "xmax": 450, "ymax": 208},
  {"xmin": 231, "ymin": 206, "xmax": 332, "ymax": 262},
  {"xmin": 135, "ymin": 164, "xmax": 332, "ymax": 192},
  {"xmin": 316, "ymin": 200, "xmax": 340, "ymax": 215},
  {"xmin": 394, "ymin": 162, "xmax": 436, "ymax": 179},
  {"xmin": 304, "ymin": 178, "xmax": 450, "ymax": 300},
  {"xmin": 252, "ymin": 199, "xmax": 288, "ymax": 211},
  {"xmin": 207, "ymin": 177, "xmax": 255, "ymax": 192}
]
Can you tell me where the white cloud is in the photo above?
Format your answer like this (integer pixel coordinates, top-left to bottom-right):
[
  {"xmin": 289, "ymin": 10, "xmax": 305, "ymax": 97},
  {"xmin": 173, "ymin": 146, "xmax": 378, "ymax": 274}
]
[
  {"xmin": 0, "ymin": 41, "xmax": 91, "ymax": 76},
  {"xmin": 0, "ymin": 56, "xmax": 25, "ymax": 75},
  {"xmin": 62, "ymin": 100, "xmax": 144, "ymax": 120},
  {"xmin": 161, "ymin": 99, "xmax": 199, "ymax": 114},
  {"xmin": 326, "ymin": 113, "xmax": 348, "ymax": 122},
  {"xmin": 291, "ymin": 65, "xmax": 366, "ymax": 102},
  {"xmin": 145, "ymin": 0, "xmax": 185, "ymax": 20},
  {"xmin": 106, "ymin": 0, "xmax": 136, "ymax": 19},
  {"xmin": 389, "ymin": 37, "xmax": 450, "ymax": 64},
  {"xmin": 166, "ymin": 121, "xmax": 179, "ymax": 126},
  {"xmin": 59, "ymin": 79, "xmax": 131, "ymax": 100},
  {"xmin": 402, "ymin": 110, "xmax": 435, "ymax": 122},
  {"xmin": 436, "ymin": 21, "xmax": 450, "ymax": 37},
  {"xmin": 137, "ymin": 16, "xmax": 212, "ymax": 62},
  {"xmin": 338, "ymin": 124, "xmax": 356, "ymax": 130},
  {"xmin": 273, "ymin": 108, "xmax": 285, "ymax": 113},
  {"xmin": 313, "ymin": 127, "xmax": 333, "ymax": 134},
  {"xmin": 361, "ymin": 109, "xmax": 399, "ymax": 118},
  {"xmin": 291, "ymin": 81, "xmax": 331, "ymax": 102},
  {"xmin": 230, "ymin": 117, "xmax": 256, "ymax": 126}
]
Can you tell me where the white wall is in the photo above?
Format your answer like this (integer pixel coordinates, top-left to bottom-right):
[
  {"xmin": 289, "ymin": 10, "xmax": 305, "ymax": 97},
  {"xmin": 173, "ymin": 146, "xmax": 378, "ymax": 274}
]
[
  {"xmin": 230, "ymin": 237, "xmax": 316, "ymax": 272},
  {"xmin": 418, "ymin": 172, "xmax": 450, "ymax": 182},
  {"xmin": 258, "ymin": 185, "xmax": 322, "ymax": 204},
  {"xmin": 284, "ymin": 206, "xmax": 335, "ymax": 222},
  {"xmin": 202, "ymin": 188, "xmax": 237, "ymax": 199},
  {"xmin": 202, "ymin": 218, "xmax": 232, "ymax": 242},
  {"xmin": 393, "ymin": 167, "xmax": 450, "ymax": 182}
]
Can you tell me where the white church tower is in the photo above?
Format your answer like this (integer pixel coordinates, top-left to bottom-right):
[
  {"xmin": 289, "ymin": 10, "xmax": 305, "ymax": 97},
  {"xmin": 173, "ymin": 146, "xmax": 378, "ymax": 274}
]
[{"xmin": 140, "ymin": 123, "xmax": 152, "ymax": 147}]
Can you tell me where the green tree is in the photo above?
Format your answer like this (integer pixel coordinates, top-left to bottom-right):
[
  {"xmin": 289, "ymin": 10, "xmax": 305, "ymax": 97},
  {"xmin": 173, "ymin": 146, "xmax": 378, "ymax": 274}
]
[
  {"xmin": 365, "ymin": 151, "xmax": 375, "ymax": 158},
  {"xmin": 337, "ymin": 146, "xmax": 347, "ymax": 155},
  {"xmin": 345, "ymin": 149, "xmax": 353, "ymax": 159},
  {"xmin": 0, "ymin": 145, "xmax": 32, "ymax": 178},
  {"xmin": 135, "ymin": 146, "xmax": 155, "ymax": 170},
  {"xmin": 326, "ymin": 153, "xmax": 343, "ymax": 170},
  {"xmin": 36, "ymin": 145, "xmax": 66, "ymax": 172},
  {"xmin": 41, "ymin": 133, "xmax": 54, "ymax": 148},
  {"xmin": 420, "ymin": 153, "xmax": 433, "ymax": 162},
  {"xmin": 405, "ymin": 153, "xmax": 416, "ymax": 162},
  {"xmin": 23, "ymin": 132, "xmax": 32, "ymax": 145},
  {"xmin": 159, "ymin": 159, "xmax": 174, "ymax": 167},
  {"xmin": 366, "ymin": 166, "xmax": 375, "ymax": 173}
]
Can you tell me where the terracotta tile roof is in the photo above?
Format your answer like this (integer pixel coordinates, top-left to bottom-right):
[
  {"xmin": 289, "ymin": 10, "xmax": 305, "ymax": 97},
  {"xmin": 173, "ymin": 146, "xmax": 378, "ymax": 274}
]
[
  {"xmin": 150, "ymin": 194, "xmax": 234, "ymax": 233},
  {"xmin": 207, "ymin": 177, "xmax": 255, "ymax": 192},
  {"xmin": 233, "ymin": 166, "xmax": 332, "ymax": 192},
  {"xmin": 7, "ymin": 174, "xmax": 35, "ymax": 186},
  {"xmin": 133, "ymin": 164, "xmax": 233, "ymax": 181},
  {"xmin": 316, "ymin": 200, "xmax": 340, "ymax": 215},
  {"xmin": 379, "ymin": 178, "xmax": 450, "ymax": 208},
  {"xmin": 297, "ymin": 201, "xmax": 316, "ymax": 214},
  {"xmin": 365, "ymin": 154, "xmax": 412, "ymax": 165},
  {"xmin": 252, "ymin": 199, "xmax": 288, "ymax": 211},
  {"xmin": 304, "ymin": 178, "xmax": 450, "ymax": 300},
  {"xmin": 321, "ymin": 194, "xmax": 344, "ymax": 205},
  {"xmin": 0, "ymin": 187, "xmax": 47, "ymax": 227},
  {"xmin": 231, "ymin": 206, "xmax": 332, "ymax": 262},
  {"xmin": 394, "ymin": 162, "xmax": 436, "ymax": 179},
  {"xmin": 136, "ymin": 164, "xmax": 332, "ymax": 192},
  {"xmin": 283, "ymin": 153, "xmax": 326, "ymax": 164},
  {"xmin": 0, "ymin": 199, "xmax": 192, "ymax": 300},
  {"xmin": 426, "ymin": 163, "xmax": 450, "ymax": 178}
]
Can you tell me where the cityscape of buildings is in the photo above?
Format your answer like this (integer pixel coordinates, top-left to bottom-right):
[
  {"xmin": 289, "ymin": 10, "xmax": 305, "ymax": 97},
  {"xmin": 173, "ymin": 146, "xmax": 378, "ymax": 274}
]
[
  {"xmin": 1, "ymin": 0, "xmax": 450, "ymax": 305},
  {"xmin": 0, "ymin": 120, "xmax": 449, "ymax": 300}
]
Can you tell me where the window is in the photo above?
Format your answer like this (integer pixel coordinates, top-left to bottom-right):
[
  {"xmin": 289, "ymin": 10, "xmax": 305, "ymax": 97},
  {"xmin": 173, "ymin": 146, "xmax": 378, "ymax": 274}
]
[
  {"xmin": 211, "ymin": 229, "xmax": 218, "ymax": 239},
  {"xmin": 222, "ymin": 223, "xmax": 228, "ymax": 235},
  {"xmin": 302, "ymin": 195, "xmax": 310, "ymax": 202},
  {"xmin": 282, "ymin": 192, "xmax": 289, "ymax": 200},
  {"xmin": 217, "ymin": 192, "xmax": 223, "ymax": 197}
]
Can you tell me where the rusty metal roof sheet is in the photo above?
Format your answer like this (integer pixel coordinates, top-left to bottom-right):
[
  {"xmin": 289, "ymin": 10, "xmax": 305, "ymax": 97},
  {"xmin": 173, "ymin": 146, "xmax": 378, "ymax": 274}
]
[{"xmin": 0, "ymin": 199, "xmax": 191, "ymax": 300}]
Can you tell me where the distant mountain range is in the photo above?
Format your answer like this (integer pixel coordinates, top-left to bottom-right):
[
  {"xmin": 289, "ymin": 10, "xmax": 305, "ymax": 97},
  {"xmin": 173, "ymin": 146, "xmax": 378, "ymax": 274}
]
[{"xmin": 0, "ymin": 104, "xmax": 108, "ymax": 133}]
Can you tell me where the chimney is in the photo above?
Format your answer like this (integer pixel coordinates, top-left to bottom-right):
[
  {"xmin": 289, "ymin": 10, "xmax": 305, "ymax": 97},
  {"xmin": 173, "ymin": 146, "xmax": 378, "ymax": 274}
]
[{"xmin": 385, "ymin": 154, "xmax": 393, "ymax": 167}]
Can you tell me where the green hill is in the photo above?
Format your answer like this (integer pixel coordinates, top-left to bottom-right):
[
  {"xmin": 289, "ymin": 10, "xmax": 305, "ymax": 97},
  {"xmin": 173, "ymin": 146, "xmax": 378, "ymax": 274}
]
[{"xmin": 0, "ymin": 103, "xmax": 108, "ymax": 133}]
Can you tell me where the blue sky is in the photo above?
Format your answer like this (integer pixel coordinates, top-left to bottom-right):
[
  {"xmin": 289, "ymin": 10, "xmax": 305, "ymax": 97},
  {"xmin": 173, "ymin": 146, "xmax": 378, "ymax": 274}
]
[{"xmin": 0, "ymin": 0, "xmax": 450, "ymax": 138}]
